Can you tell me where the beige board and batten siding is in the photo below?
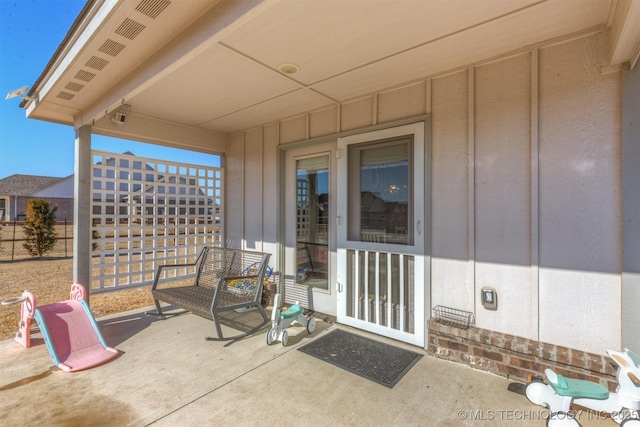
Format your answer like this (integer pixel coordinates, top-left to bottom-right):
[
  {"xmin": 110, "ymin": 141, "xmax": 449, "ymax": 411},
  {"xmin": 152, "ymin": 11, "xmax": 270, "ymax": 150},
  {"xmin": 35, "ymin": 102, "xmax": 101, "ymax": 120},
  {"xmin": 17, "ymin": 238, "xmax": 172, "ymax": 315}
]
[
  {"xmin": 538, "ymin": 32, "xmax": 621, "ymax": 352},
  {"xmin": 225, "ymin": 132, "xmax": 244, "ymax": 248},
  {"xmin": 261, "ymin": 123, "xmax": 281, "ymax": 266},
  {"xmin": 225, "ymin": 30, "xmax": 621, "ymax": 355},
  {"xmin": 474, "ymin": 52, "xmax": 533, "ymax": 339},
  {"xmin": 243, "ymin": 128, "xmax": 265, "ymax": 252},
  {"xmin": 431, "ymin": 70, "xmax": 472, "ymax": 315}
]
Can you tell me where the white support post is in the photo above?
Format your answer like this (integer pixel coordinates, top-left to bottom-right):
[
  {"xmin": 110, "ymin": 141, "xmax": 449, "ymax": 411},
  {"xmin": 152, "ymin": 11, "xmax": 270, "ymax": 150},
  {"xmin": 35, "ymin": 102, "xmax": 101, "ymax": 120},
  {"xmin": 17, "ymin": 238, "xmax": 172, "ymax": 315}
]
[{"xmin": 73, "ymin": 125, "xmax": 92, "ymax": 301}]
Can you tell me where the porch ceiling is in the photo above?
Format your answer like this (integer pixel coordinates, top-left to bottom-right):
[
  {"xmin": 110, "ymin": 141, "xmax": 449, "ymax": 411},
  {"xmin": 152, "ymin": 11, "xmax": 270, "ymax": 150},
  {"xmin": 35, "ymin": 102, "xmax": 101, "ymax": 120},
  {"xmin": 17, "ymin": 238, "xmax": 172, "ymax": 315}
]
[{"xmin": 22, "ymin": 0, "xmax": 639, "ymax": 142}]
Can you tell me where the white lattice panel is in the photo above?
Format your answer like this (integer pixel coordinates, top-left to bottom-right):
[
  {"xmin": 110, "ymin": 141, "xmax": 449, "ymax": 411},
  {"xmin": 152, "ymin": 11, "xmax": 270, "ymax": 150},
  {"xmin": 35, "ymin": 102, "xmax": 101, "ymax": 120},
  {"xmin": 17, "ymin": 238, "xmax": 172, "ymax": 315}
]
[{"xmin": 90, "ymin": 151, "xmax": 223, "ymax": 292}]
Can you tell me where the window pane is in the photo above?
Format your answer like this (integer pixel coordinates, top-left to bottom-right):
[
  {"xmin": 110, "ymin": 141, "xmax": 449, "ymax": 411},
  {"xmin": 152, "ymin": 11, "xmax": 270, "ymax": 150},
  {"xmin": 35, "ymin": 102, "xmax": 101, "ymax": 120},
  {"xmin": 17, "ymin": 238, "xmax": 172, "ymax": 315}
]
[
  {"xmin": 353, "ymin": 139, "xmax": 411, "ymax": 245},
  {"xmin": 296, "ymin": 155, "xmax": 329, "ymax": 289}
]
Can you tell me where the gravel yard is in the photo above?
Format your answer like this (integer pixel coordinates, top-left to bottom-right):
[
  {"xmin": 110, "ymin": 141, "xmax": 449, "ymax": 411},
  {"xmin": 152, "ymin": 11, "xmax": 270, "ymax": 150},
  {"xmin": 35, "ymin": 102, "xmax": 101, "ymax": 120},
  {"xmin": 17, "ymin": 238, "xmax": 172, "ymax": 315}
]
[{"xmin": 0, "ymin": 258, "xmax": 155, "ymax": 341}]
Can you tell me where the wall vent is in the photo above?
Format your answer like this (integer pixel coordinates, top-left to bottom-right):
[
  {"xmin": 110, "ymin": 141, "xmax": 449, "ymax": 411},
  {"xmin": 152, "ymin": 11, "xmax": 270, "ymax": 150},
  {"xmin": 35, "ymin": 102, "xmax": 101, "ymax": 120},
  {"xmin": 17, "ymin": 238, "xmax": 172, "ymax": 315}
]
[
  {"xmin": 86, "ymin": 56, "xmax": 109, "ymax": 71},
  {"xmin": 57, "ymin": 91, "xmax": 75, "ymax": 100},
  {"xmin": 74, "ymin": 70, "xmax": 96, "ymax": 82},
  {"xmin": 115, "ymin": 18, "xmax": 146, "ymax": 40},
  {"xmin": 98, "ymin": 39, "xmax": 126, "ymax": 57},
  {"xmin": 65, "ymin": 82, "xmax": 85, "ymax": 92},
  {"xmin": 136, "ymin": 0, "xmax": 171, "ymax": 19}
]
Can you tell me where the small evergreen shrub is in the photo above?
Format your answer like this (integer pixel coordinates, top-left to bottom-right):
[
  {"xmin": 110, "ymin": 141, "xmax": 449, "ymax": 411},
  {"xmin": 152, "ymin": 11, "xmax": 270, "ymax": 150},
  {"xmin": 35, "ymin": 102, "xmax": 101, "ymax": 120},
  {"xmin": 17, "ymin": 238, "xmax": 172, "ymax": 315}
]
[{"xmin": 23, "ymin": 199, "xmax": 58, "ymax": 257}]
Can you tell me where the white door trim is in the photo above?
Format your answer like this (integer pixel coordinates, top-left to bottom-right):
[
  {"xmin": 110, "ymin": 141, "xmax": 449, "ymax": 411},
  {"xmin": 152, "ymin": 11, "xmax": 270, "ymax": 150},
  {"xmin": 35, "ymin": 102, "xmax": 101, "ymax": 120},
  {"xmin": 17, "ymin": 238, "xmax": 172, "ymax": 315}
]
[
  {"xmin": 336, "ymin": 122, "xmax": 426, "ymax": 346},
  {"xmin": 283, "ymin": 142, "xmax": 337, "ymax": 315}
]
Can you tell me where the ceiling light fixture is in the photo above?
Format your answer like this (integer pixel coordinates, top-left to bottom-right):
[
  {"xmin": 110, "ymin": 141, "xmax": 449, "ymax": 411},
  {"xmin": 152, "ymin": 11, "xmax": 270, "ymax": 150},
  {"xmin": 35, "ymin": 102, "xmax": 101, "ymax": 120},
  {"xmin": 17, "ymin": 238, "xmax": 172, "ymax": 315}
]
[{"xmin": 277, "ymin": 63, "xmax": 300, "ymax": 75}]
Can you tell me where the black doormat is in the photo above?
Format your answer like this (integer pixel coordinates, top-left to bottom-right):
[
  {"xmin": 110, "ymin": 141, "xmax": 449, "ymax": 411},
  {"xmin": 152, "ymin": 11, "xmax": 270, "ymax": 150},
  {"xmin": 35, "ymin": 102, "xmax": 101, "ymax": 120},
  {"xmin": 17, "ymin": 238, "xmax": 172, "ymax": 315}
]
[{"xmin": 298, "ymin": 329, "xmax": 422, "ymax": 388}]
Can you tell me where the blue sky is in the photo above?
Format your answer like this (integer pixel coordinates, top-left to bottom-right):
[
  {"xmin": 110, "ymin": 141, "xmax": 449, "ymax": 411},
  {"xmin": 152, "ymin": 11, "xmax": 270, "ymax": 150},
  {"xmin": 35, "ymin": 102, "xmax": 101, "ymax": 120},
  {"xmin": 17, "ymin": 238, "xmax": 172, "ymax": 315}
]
[{"xmin": 0, "ymin": 0, "xmax": 220, "ymax": 179}]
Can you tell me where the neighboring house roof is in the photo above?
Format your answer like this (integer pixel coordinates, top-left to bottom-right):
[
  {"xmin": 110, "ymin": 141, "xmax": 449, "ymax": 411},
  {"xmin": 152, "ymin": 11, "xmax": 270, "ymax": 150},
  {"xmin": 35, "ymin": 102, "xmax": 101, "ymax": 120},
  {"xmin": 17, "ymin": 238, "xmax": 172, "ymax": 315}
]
[
  {"xmin": 31, "ymin": 175, "xmax": 75, "ymax": 198},
  {"xmin": 2, "ymin": 153, "xmax": 140, "ymax": 199},
  {"xmin": 0, "ymin": 174, "xmax": 68, "ymax": 196}
]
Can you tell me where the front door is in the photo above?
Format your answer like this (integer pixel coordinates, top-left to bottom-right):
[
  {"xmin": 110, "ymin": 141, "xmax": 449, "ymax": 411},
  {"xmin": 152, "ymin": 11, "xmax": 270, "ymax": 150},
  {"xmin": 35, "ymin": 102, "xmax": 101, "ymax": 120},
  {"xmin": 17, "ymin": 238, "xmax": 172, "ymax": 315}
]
[
  {"xmin": 337, "ymin": 123, "xmax": 426, "ymax": 346},
  {"xmin": 284, "ymin": 142, "xmax": 336, "ymax": 315}
]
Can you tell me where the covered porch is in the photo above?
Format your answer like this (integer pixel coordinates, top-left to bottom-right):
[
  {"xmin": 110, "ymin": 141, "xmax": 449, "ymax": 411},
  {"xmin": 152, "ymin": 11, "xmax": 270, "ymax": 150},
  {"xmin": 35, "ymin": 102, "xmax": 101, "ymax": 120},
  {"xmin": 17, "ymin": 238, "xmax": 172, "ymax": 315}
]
[
  {"xmin": 11, "ymin": 0, "xmax": 640, "ymax": 390},
  {"xmin": 0, "ymin": 305, "xmax": 609, "ymax": 427}
]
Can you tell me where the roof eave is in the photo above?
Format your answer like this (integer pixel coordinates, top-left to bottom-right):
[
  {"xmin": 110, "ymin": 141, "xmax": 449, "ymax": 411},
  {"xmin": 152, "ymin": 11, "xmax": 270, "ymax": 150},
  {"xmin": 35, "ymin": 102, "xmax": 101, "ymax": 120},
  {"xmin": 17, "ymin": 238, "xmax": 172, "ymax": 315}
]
[{"xmin": 20, "ymin": 0, "xmax": 108, "ymax": 110}]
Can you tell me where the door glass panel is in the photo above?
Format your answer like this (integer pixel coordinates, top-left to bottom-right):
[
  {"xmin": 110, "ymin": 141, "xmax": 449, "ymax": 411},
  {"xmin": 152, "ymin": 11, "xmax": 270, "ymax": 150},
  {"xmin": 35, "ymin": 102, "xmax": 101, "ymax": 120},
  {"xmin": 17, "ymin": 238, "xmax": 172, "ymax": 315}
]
[
  {"xmin": 348, "ymin": 138, "xmax": 412, "ymax": 245},
  {"xmin": 296, "ymin": 155, "xmax": 329, "ymax": 289}
]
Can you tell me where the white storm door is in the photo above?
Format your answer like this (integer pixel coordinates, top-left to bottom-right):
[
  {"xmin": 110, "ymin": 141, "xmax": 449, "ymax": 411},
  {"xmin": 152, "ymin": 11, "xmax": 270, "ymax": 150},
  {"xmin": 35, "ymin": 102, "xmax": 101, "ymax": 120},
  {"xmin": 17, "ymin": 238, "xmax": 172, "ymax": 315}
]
[{"xmin": 336, "ymin": 123, "xmax": 425, "ymax": 346}]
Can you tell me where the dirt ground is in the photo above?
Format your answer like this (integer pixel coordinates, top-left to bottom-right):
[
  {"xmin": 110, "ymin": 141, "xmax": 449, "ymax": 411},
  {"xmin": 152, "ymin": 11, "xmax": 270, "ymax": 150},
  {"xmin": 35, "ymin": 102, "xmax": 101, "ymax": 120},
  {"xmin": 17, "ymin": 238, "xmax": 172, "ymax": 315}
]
[{"xmin": 0, "ymin": 258, "xmax": 155, "ymax": 341}]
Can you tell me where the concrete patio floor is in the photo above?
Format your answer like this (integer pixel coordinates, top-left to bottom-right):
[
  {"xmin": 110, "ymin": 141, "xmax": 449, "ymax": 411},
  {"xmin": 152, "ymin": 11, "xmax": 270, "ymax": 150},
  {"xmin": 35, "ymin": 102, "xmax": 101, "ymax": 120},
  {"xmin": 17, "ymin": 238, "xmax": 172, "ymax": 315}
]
[{"xmin": 0, "ymin": 305, "xmax": 613, "ymax": 427}]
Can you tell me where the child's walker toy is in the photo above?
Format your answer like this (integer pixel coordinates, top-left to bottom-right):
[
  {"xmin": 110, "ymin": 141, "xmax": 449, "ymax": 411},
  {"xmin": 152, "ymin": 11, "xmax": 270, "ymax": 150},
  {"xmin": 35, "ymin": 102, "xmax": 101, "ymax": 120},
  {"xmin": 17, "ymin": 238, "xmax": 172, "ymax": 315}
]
[
  {"xmin": 265, "ymin": 293, "xmax": 315, "ymax": 346},
  {"xmin": 525, "ymin": 348, "xmax": 640, "ymax": 426}
]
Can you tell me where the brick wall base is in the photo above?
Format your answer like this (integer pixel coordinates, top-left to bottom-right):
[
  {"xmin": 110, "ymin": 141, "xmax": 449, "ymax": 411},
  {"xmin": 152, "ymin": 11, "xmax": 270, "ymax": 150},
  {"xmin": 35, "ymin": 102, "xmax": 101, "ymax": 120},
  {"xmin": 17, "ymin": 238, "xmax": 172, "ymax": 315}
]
[{"xmin": 427, "ymin": 319, "xmax": 618, "ymax": 391}]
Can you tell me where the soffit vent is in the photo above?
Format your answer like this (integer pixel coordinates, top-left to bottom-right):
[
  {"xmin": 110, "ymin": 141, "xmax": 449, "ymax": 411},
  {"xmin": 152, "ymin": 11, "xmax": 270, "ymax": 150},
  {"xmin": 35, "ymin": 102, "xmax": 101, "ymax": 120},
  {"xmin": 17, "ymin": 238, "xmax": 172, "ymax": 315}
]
[
  {"xmin": 99, "ymin": 39, "xmax": 126, "ymax": 57},
  {"xmin": 57, "ymin": 91, "xmax": 75, "ymax": 100},
  {"xmin": 136, "ymin": 0, "xmax": 171, "ymax": 19},
  {"xmin": 65, "ymin": 82, "xmax": 85, "ymax": 92},
  {"xmin": 115, "ymin": 18, "xmax": 146, "ymax": 40},
  {"xmin": 74, "ymin": 70, "xmax": 96, "ymax": 82},
  {"xmin": 86, "ymin": 56, "xmax": 109, "ymax": 71}
]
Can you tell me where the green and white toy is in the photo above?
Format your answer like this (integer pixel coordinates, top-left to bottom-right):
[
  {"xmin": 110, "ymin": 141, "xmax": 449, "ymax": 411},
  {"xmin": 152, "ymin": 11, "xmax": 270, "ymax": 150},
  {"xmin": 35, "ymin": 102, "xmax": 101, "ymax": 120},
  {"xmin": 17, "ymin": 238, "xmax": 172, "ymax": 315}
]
[
  {"xmin": 265, "ymin": 294, "xmax": 315, "ymax": 346},
  {"xmin": 525, "ymin": 348, "xmax": 640, "ymax": 426}
]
